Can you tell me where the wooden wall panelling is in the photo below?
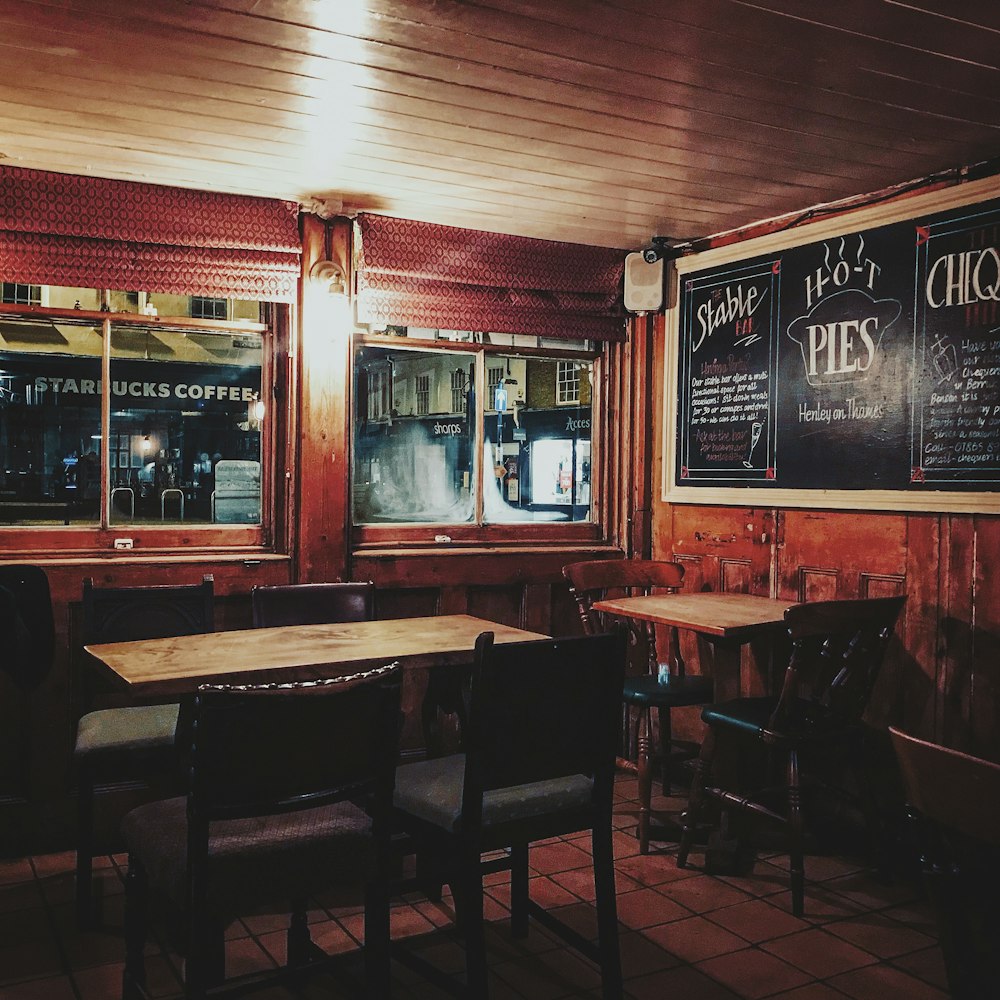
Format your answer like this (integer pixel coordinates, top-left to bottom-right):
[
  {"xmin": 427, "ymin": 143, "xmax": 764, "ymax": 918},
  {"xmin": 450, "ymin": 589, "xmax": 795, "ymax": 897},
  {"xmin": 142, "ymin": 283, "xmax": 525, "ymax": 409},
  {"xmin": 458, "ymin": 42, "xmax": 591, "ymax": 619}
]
[{"xmin": 969, "ymin": 516, "xmax": 1000, "ymax": 759}]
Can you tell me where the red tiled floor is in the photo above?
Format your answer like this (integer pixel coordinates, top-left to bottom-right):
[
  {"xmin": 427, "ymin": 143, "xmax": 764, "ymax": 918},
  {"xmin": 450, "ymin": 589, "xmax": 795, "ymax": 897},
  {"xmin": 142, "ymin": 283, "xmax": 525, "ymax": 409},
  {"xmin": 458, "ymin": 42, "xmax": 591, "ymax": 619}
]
[
  {"xmin": 0, "ymin": 773, "xmax": 949, "ymax": 999},
  {"xmin": 761, "ymin": 927, "xmax": 877, "ymax": 978},
  {"xmin": 697, "ymin": 946, "xmax": 813, "ymax": 999}
]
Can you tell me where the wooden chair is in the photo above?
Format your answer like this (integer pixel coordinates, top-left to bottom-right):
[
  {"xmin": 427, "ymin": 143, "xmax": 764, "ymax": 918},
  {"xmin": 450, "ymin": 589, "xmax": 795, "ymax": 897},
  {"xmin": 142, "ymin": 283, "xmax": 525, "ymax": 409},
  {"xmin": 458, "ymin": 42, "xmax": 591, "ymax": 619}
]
[
  {"xmin": 391, "ymin": 631, "xmax": 626, "ymax": 999},
  {"xmin": 677, "ymin": 595, "xmax": 905, "ymax": 915},
  {"xmin": 890, "ymin": 727, "xmax": 1000, "ymax": 1000},
  {"xmin": 0, "ymin": 563, "xmax": 54, "ymax": 692},
  {"xmin": 250, "ymin": 580, "xmax": 375, "ymax": 628},
  {"xmin": 73, "ymin": 575, "xmax": 214, "ymax": 926},
  {"xmin": 122, "ymin": 663, "xmax": 402, "ymax": 1000},
  {"xmin": 563, "ymin": 559, "xmax": 713, "ymax": 853}
]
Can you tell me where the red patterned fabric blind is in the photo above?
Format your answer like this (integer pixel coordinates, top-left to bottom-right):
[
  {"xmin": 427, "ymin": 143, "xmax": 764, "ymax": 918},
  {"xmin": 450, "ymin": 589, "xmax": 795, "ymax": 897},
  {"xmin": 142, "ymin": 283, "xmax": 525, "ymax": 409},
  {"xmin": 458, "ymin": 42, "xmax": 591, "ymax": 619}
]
[
  {"xmin": 356, "ymin": 214, "xmax": 625, "ymax": 342},
  {"xmin": 0, "ymin": 166, "xmax": 301, "ymax": 301}
]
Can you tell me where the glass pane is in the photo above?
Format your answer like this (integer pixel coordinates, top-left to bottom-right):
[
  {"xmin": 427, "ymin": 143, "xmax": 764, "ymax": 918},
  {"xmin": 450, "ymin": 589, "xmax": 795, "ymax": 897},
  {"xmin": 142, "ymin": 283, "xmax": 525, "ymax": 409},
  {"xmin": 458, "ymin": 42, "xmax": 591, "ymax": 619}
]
[
  {"xmin": 353, "ymin": 345, "xmax": 474, "ymax": 523},
  {"xmin": 484, "ymin": 355, "xmax": 593, "ymax": 523},
  {"xmin": 0, "ymin": 318, "xmax": 102, "ymax": 525},
  {"xmin": 108, "ymin": 326, "xmax": 263, "ymax": 525}
]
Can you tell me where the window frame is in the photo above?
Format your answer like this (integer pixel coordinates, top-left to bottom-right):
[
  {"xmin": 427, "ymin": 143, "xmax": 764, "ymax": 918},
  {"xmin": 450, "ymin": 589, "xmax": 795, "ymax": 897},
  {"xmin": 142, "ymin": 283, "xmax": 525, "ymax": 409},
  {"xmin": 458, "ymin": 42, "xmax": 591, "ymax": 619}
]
[
  {"xmin": 351, "ymin": 332, "xmax": 604, "ymax": 547},
  {"xmin": 0, "ymin": 299, "xmax": 287, "ymax": 553}
]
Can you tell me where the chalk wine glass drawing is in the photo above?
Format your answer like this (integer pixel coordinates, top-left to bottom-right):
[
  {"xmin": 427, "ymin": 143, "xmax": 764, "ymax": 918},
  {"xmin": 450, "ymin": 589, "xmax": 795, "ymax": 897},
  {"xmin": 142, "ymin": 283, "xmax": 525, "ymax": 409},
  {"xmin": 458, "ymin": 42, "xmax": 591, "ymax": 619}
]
[{"xmin": 744, "ymin": 421, "xmax": 763, "ymax": 468}]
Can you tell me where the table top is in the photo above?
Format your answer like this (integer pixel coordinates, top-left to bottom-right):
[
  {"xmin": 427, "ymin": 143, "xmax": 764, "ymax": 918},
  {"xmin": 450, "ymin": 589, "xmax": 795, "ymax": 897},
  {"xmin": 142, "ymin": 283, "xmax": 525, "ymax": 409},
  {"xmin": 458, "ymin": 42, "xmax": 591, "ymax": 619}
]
[
  {"xmin": 591, "ymin": 592, "xmax": 794, "ymax": 639},
  {"xmin": 85, "ymin": 614, "xmax": 548, "ymax": 697}
]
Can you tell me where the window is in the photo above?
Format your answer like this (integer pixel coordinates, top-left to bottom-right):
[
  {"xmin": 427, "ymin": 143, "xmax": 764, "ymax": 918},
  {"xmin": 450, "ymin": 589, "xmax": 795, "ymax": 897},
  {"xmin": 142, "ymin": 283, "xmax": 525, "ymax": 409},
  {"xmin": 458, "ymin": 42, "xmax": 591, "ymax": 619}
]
[
  {"xmin": 191, "ymin": 296, "xmax": 229, "ymax": 320},
  {"xmin": 415, "ymin": 373, "xmax": 430, "ymax": 416},
  {"xmin": 557, "ymin": 360, "xmax": 581, "ymax": 404},
  {"xmin": 450, "ymin": 368, "xmax": 467, "ymax": 413},
  {"xmin": 2, "ymin": 283, "xmax": 42, "ymax": 305},
  {"xmin": 0, "ymin": 289, "xmax": 271, "ymax": 530},
  {"xmin": 353, "ymin": 336, "xmax": 596, "ymax": 527},
  {"xmin": 487, "ymin": 365, "xmax": 504, "ymax": 410}
]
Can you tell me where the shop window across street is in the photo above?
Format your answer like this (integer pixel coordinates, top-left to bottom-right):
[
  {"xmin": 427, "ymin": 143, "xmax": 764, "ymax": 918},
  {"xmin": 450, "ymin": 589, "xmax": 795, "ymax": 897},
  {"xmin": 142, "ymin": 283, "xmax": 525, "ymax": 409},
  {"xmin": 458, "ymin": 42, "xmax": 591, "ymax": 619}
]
[
  {"xmin": 0, "ymin": 286, "xmax": 273, "ymax": 532},
  {"xmin": 352, "ymin": 331, "xmax": 595, "ymax": 528}
]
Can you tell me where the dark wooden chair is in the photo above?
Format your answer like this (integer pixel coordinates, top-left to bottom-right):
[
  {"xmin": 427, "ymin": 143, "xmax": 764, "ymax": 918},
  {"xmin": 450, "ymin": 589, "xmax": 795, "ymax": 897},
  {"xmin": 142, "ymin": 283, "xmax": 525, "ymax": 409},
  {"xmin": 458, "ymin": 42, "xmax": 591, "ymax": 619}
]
[
  {"xmin": 391, "ymin": 631, "xmax": 626, "ymax": 999},
  {"xmin": 73, "ymin": 575, "xmax": 215, "ymax": 926},
  {"xmin": 122, "ymin": 663, "xmax": 402, "ymax": 1000},
  {"xmin": 562, "ymin": 559, "xmax": 713, "ymax": 853},
  {"xmin": 677, "ymin": 595, "xmax": 906, "ymax": 915},
  {"xmin": 0, "ymin": 563, "xmax": 54, "ymax": 693},
  {"xmin": 250, "ymin": 580, "xmax": 375, "ymax": 628},
  {"xmin": 890, "ymin": 726, "xmax": 1000, "ymax": 1000}
]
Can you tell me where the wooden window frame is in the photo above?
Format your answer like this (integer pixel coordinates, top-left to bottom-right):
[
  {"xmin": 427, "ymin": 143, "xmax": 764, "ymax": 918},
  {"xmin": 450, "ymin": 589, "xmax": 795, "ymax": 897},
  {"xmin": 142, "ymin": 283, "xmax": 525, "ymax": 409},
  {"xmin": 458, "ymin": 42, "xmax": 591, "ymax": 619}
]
[
  {"xmin": 0, "ymin": 301, "xmax": 291, "ymax": 556},
  {"xmin": 351, "ymin": 333, "xmax": 606, "ymax": 548}
]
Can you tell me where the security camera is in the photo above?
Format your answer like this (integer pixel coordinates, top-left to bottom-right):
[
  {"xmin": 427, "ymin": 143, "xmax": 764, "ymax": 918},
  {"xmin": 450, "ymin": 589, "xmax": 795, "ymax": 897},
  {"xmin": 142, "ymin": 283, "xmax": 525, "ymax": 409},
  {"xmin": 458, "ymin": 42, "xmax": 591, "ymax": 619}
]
[{"xmin": 642, "ymin": 246, "xmax": 662, "ymax": 264}]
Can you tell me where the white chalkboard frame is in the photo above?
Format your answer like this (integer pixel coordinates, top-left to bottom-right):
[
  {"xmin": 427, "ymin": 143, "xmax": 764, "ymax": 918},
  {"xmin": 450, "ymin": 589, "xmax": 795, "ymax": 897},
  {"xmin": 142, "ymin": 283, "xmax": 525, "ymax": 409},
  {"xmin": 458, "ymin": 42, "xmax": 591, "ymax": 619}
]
[{"xmin": 662, "ymin": 174, "xmax": 1000, "ymax": 514}]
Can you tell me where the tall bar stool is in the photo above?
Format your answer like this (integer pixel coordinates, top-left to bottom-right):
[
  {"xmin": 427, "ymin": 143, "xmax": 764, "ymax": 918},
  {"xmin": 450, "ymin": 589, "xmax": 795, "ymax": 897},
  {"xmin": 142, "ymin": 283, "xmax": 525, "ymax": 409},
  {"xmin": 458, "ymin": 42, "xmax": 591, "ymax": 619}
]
[{"xmin": 563, "ymin": 559, "xmax": 713, "ymax": 853}]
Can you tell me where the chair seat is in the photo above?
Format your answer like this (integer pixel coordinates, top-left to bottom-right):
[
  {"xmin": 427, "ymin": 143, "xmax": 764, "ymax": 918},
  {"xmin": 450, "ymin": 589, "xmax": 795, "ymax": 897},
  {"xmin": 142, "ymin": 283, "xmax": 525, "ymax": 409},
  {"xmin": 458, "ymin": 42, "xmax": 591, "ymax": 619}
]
[
  {"xmin": 74, "ymin": 703, "xmax": 180, "ymax": 757},
  {"xmin": 394, "ymin": 754, "xmax": 594, "ymax": 834},
  {"xmin": 702, "ymin": 696, "xmax": 848, "ymax": 743},
  {"xmin": 123, "ymin": 795, "xmax": 375, "ymax": 915},
  {"xmin": 623, "ymin": 673, "xmax": 713, "ymax": 708}
]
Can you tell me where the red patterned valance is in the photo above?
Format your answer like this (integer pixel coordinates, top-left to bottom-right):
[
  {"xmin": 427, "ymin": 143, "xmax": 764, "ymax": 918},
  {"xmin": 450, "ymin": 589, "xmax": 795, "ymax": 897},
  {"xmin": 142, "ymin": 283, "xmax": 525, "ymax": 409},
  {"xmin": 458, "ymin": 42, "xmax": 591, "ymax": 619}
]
[
  {"xmin": 356, "ymin": 214, "xmax": 625, "ymax": 341},
  {"xmin": 0, "ymin": 166, "xmax": 301, "ymax": 301}
]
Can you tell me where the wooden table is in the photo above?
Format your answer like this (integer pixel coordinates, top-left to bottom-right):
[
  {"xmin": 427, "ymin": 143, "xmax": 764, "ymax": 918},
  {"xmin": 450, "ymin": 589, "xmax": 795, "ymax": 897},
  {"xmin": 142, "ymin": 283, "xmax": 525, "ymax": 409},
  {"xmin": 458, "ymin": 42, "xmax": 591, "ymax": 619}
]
[
  {"xmin": 86, "ymin": 614, "xmax": 547, "ymax": 752},
  {"xmin": 592, "ymin": 592, "xmax": 794, "ymax": 848},
  {"xmin": 591, "ymin": 592, "xmax": 794, "ymax": 702}
]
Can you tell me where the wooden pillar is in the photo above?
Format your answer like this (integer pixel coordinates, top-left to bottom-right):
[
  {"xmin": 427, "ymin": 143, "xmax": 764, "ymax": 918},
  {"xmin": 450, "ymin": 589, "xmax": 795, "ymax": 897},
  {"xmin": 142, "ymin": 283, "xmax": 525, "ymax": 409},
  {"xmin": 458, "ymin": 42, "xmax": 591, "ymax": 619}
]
[{"xmin": 295, "ymin": 214, "xmax": 353, "ymax": 583}]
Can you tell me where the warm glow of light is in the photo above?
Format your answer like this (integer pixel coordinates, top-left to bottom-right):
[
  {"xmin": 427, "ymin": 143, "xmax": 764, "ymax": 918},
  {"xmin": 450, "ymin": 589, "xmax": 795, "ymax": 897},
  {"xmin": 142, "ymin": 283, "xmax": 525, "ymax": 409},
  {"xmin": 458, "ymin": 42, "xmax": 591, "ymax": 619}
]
[
  {"xmin": 300, "ymin": 1, "xmax": 371, "ymax": 188},
  {"xmin": 305, "ymin": 279, "xmax": 354, "ymax": 347}
]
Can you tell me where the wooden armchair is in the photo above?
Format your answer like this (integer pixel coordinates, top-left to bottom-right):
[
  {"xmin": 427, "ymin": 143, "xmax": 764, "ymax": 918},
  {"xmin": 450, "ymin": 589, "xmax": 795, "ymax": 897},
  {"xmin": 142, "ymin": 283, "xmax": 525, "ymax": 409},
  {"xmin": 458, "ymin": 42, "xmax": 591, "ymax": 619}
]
[
  {"xmin": 678, "ymin": 595, "xmax": 906, "ymax": 915},
  {"xmin": 391, "ymin": 631, "xmax": 626, "ymax": 999},
  {"xmin": 890, "ymin": 727, "xmax": 1000, "ymax": 1000},
  {"xmin": 250, "ymin": 580, "xmax": 376, "ymax": 627},
  {"xmin": 122, "ymin": 664, "xmax": 402, "ymax": 999},
  {"xmin": 73, "ymin": 575, "xmax": 214, "ymax": 926}
]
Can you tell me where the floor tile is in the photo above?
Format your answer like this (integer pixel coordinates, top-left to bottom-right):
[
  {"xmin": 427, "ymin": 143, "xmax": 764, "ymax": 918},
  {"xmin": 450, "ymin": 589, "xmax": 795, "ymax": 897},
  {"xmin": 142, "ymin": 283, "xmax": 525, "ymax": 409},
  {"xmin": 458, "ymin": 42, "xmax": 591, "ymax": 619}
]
[
  {"xmin": 762, "ymin": 927, "xmax": 877, "ymax": 978},
  {"xmin": 697, "ymin": 946, "xmax": 813, "ymax": 999},
  {"xmin": 0, "ymin": 773, "xmax": 943, "ymax": 1000}
]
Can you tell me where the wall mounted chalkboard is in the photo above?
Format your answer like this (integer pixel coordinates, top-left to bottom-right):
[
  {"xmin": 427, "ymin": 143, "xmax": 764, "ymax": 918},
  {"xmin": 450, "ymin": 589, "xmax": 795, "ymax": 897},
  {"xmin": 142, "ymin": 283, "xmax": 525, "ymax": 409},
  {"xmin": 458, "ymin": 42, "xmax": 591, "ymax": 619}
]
[{"xmin": 664, "ymin": 178, "xmax": 1000, "ymax": 513}]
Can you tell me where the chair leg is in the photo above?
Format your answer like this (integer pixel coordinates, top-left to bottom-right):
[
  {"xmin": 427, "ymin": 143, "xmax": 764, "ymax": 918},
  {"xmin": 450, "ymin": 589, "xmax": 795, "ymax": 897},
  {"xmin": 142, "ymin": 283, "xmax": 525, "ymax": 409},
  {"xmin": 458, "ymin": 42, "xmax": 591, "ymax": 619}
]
[
  {"xmin": 592, "ymin": 820, "xmax": 623, "ymax": 1000},
  {"xmin": 460, "ymin": 844, "xmax": 488, "ymax": 998},
  {"xmin": 287, "ymin": 899, "xmax": 311, "ymax": 967},
  {"xmin": 678, "ymin": 727, "xmax": 716, "ymax": 868},
  {"xmin": 75, "ymin": 765, "xmax": 95, "ymax": 928},
  {"xmin": 364, "ymin": 877, "xmax": 392, "ymax": 998},
  {"xmin": 122, "ymin": 856, "xmax": 147, "ymax": 1000},
  {"xmin": 637, "ymin": 707, "xmax": 653, "ymax": 855},
  {"xmin": 657, "ymin": 705, "xmax": 673, "ymax": 795},
  {"xmin": 510, "ymin": 842, "xmax": 529, "ymax": 939},
  {"xmin": 787, "ymin": 749, "xmax": 804, "ymax": 917}
]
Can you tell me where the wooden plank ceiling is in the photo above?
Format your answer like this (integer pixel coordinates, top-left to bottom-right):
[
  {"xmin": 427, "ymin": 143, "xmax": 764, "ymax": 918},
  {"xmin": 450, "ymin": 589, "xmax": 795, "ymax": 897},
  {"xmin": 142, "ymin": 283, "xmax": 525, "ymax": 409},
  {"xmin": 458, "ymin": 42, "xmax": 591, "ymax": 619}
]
[{"xmin": 0, "ymin": 0, "xmax": 998, "ymax": 249}]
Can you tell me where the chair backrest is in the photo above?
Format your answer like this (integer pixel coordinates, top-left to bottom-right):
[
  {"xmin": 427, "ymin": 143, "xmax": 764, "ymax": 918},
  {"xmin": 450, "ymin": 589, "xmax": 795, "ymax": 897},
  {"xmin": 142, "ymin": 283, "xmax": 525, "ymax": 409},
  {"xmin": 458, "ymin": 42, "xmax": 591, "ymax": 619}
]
[
  {"xmin": 460, "ymin": 631, "xmax": 626, "ymax": 832},
  {"xmin": 188, "ymin": 664, "xmax": 402, "ymax": 823},
  {"xmin": 770, "ymin": 596, "xmax": 906, "ymax": 732},
  {"xmin": 890, "ymin": 727, "xmax": 1000, "ymax": 1000},
  {"xmin": 0, "ymin": 564, "xmax": 54, "ymax": 691},
  {"xmin": 81, "ymin": 575, "xmax": 215, "ymax": 644},
  {"xmin": 562, "ymin": 560, "xmax": 684, "ymax": 636},
  {"xmin": 889, "ymin": 727, "xmax": 1000, "ymax": 848},
  {"xmin": 250, "ymin": 581, "xmax": 375, "ymax": 628}
]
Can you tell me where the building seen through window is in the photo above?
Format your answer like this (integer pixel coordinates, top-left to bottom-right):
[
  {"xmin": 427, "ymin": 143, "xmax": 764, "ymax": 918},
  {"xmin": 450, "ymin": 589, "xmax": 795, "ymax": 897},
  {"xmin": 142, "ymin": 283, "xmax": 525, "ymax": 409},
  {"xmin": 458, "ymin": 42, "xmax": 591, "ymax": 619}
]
[
  {"xmin": 353, "ymin": 334, "xmax": 593, "ymax": 525},
  {"xmin": 0, "ymin": 284, "xmax": 265, "ymax": 527}
]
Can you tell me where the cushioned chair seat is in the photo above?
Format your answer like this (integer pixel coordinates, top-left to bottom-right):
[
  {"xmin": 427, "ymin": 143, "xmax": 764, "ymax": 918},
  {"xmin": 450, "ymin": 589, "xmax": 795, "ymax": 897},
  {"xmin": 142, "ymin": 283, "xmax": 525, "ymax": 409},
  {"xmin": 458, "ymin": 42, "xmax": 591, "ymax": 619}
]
[
  {"xmin": 623, "ymin": 673, "xmax": 714, "ymax": 708},
  {"xmin": 394, "ymin": 753, "xmax": 595, "ymax": 834},
  {"xmin": 74, "ymin": 703, "xmax": 180, "ymax": 756},
  {"xmin": 702, "ymin": 697, "xmax": 845, "ymax": 742},
  {"xmin": 123, "ymin": 795, "xmax": 375, "ymax": 915}
]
